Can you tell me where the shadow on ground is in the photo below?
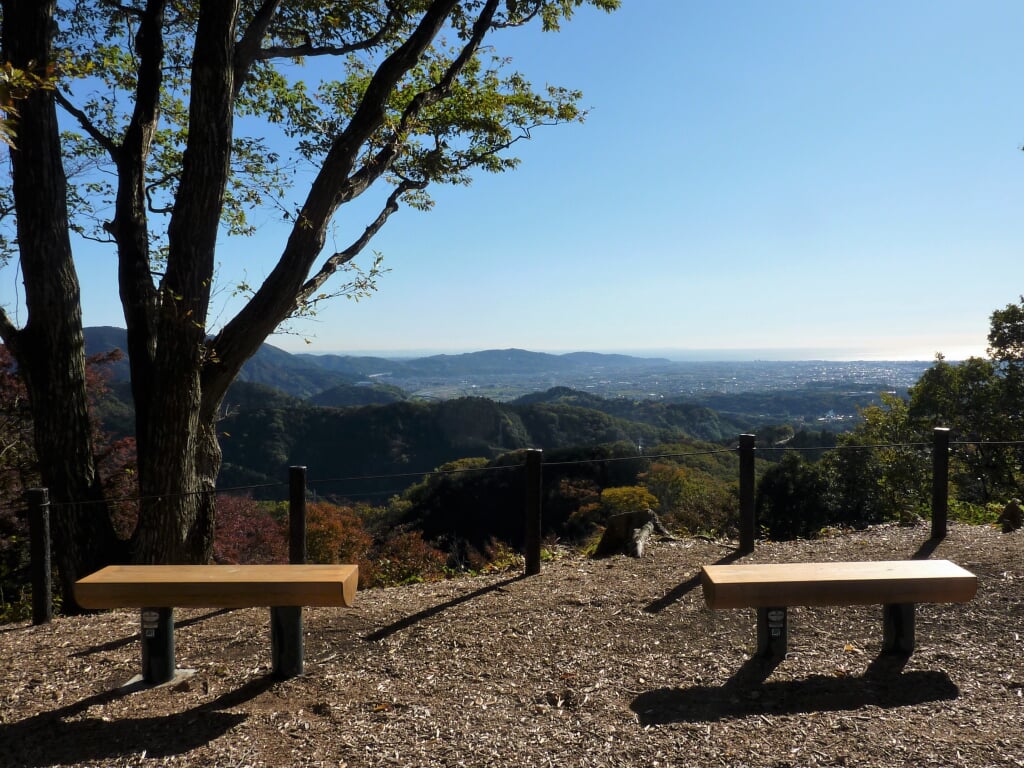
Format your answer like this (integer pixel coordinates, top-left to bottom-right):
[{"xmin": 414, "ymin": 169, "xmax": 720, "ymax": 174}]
[
  {"xmin": 0, "ymin": 676, "xmax": 274, "ymax": 766},
  {"xmin": 363, "ymin": 574, "xmax": 525, "ymax": 642},
  {"xmin": 643, "ymin": 549, "xmax": 743, "ymax": 614},
  {"xmin": 631, "ymin": 654, "xmax": 959, "ymax": 725},
  {"xmin": 71, "ymin": 608, "xmax": 234, "ymax": 657}
]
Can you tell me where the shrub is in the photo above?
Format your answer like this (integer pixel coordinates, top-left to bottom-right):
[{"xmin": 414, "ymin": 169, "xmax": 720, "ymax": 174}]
[
  {"xmin": 214, "ymin": 494, "xmax": 288, "ymax": 564},
  {"xmin": 305, "ymin": 502, "xmax": 374, "ymax": 585},
  {"xmin": 370, "ymin": 529, "xmax": 447, "ymax": 587}
]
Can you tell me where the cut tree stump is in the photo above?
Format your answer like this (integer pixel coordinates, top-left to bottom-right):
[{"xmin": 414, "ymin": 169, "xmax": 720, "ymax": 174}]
[{"xmin": 593, "ymin": 509, "xmax": 674, "ymax": 558}]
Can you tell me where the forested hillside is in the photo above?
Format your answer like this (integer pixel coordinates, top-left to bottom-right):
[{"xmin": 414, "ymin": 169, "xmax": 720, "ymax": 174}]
[{"xmin": 216, "ymin": 394, "xmax": 709, "ymax": 496}]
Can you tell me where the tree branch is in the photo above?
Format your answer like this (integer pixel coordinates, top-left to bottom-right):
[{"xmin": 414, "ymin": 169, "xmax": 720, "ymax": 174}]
[
  {"xmin": 53, "ymin": 90, "xmax": 119, "ymax": 159},
  {"xmin": 112, "ymin": 0, "xmax": 169, "ymax": 420},
  {"xmin": 0, "ymin": 306, "xmax": 22, "ymax": 354},
  {"xmin": 342, "ymin": 0, "xmax": 505, "ymax": 201},
  {"xmin": 233, "ymin": 4, "xmax": 401, "ymax": 97},
  {"xmin": 205, "ymin": 0, "xmax": 502, "ymax": 407},
  {"xmin": 232, "ymin": 0, "xmax": 282, "ymax": 96},
  {"xmin": 294, "ymin": 179, "xmax": 422, "ymax": 308}
]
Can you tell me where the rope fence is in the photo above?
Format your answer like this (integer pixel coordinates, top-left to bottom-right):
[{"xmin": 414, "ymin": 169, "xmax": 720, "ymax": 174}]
[{"xmin": 16, "ymin": 429, "xmax": 1024, "ymax": 624}]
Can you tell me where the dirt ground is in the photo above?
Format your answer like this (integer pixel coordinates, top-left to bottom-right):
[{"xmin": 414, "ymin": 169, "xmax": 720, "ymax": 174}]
[{"xmin": 1, "ymin": 522, "xmax": 1022, "ymax": 767}]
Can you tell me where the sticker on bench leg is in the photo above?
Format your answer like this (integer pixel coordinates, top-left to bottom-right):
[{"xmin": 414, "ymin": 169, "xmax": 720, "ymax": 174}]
[
  {"xmin": 141, "ymin": 607, "xmax": 176, "ymax": 684},
  {"xmin": 757, "ymin": 607, "xmax": 788, "ymax": 659}
]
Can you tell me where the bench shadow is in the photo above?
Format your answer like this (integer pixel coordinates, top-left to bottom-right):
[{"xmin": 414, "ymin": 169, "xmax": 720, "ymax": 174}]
[
  {"xmin": 71, "ymin": 608, "xmax": 234, "ymax": 657},
  {"xmin": 631, "ymin": 652, "xmax": 955, "ymax": 725},
  {"xmin": 0, "ymin": 676, "xmax": 274, "ymax": 766},
  {"xmin": 364, "ymin": 574, "xmax": 525, "ymax": 642},
  {"xmin": 644, "ymin": 549, "xmax": 744, "ymax": 614}
]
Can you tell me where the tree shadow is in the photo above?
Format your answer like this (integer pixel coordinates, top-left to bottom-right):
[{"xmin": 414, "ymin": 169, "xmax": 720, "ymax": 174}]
[
  {"xmin": 71, "ymin": 608, "xmax": 234, "ymax": 657},
  {"xmin": 643, "ymin": 549, "xmax": 744, "ymax": 614},
  {"xmin": 631, "ymin": 652, "xmax": 956, "ymax": 725},
  {"xmin": 912, "ymin": 536, "xmax": 943, "ymax": 560},
  {"xmin": 363, "ymin": 574, "xmax": 525, "ymax": 642},
  {"xmin": 0, "ymin": 676, "xmax": 275, "ymax": 766}
]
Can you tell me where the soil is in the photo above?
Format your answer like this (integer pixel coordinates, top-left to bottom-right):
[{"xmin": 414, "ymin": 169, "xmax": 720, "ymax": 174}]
[{"xmin": 1, "ymin": 522, "xmax": 1022, "ymax": 767}]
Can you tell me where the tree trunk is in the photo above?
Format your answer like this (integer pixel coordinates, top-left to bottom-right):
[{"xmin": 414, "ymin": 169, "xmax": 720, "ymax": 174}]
[
  {"xmin": 0, "ymin": 0, "xmax": 123, "ymax": 607},
  {"xmin": 128, "ymin": 0, "xmax": 239, "ymax": 565},
  {"xmin": 131, "ymin": 399, "xmax": 220, "ymax": 564},
  {"xmin": 593, "ymin": 510, "xmax": 674, "ymax": 558}
]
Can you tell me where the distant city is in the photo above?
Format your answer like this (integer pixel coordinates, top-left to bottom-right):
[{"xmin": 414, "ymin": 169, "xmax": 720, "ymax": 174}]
[{"xmin": 345, "ymin": 358, "xmax": 933, "ymax": 403}]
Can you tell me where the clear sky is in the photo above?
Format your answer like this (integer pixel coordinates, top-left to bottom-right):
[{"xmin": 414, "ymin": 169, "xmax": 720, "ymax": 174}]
[{"xmin": 31, "ymin": 1, "xmax": 1024, "ymax": 360}]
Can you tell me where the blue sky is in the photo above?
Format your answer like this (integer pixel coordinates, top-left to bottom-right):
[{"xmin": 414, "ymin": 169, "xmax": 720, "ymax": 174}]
[{"xmin": 26, "ymin": 1, "xmax": 1024, "ymax": 359}]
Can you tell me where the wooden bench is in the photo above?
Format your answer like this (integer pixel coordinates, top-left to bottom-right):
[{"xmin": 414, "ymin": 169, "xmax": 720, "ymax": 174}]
[
  {"xmin": 75, "ymin": 564, "xmax": 358, "ymax": 684},
  {"xmin": 700, "ymin": 560, "xmax": 977, "ymax": 658}
]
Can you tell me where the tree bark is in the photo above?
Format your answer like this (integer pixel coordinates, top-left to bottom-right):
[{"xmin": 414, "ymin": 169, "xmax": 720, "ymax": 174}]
[
  {"xmin": 130, "ymin": 0, "xmax": 240, "ymax": 565},
  {"xmin": 0, "ymin": 0, "xmax": 123, "ymax": 606}
]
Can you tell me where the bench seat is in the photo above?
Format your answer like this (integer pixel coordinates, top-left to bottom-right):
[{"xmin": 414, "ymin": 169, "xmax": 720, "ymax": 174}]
[
  {"xmin": 700, "ymin": 559, "xmax": 977, "ymax": 658},
  {"xmin": 75, "ymin": 564, "xmax": 358, "ymax": 609},
  {"xmin": 701, "ymin": 559, "xmax": 977, "ymax": 609},
  {"xmin": 74, "ymin": 564, "xmax": 358, "ymax": 685}
]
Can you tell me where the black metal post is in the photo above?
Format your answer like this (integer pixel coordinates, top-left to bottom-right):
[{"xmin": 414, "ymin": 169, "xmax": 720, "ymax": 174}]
[
  {"xmin": 882, "ymin": 603, "xmax": 915, "ymax": 654},
  {"xmin": 931, "ymin": 427, "xmax": 950, "ymax": 540},
  {"xmin": 738, "ymin": 434, "xmax": 756, "ymax": 554},
  {"xmin": 289, "ymin": 466, "xmax": 307, "ymax": 565},
  {"xmin": 25, "ymin": 488, "xmax": 52, "ymax": 625},
  {"xmin": 141, "ymin": 607, "xmax": 175, "ymax": 684},
  {"xmin": 524, "ymin": 449, "xmax": 543, "ymax": 576},
  {"xmin": 271, "ymin": 606, "xmax": 304, "ymax": 678},
  {"xmin": 274, "ymin": 466, "xmax": 308, "ymax": 678}
]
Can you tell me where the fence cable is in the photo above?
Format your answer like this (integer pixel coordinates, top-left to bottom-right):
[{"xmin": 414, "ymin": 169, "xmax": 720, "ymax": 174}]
[{"xmin": 31, "ymin": 437, "xmax": 1024, "ymax": 512}]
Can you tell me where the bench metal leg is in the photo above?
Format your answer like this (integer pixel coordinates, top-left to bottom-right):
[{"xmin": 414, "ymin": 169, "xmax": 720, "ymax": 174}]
[
  {"xmin": 756, "ymin": 607, "xmax": 788, "ymax": 659},
  {"xmin": 882, "ymin": 603, "xmax": 915, "ymax": 654},
  {"xmin": 141, "ymin": 607, "xmax": 175, "ymax": 684},
  {"xmin": 270, "ymin": 606, "xmax": 304, "ymax": 678}
]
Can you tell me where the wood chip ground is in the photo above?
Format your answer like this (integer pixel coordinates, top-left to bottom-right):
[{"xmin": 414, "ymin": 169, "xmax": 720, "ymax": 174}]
[{"xmin": 1, "ymin": 522, "xmax": 1022, "ymax": 767}]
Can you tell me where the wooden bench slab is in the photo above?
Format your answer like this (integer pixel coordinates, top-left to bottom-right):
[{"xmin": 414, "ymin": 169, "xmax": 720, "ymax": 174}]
[
  {"xmin": 701, "ymin": 559, "xmax": 977, "ymax": 609},
  {"xmin": 75, "ymin": 564, "xmax": 358, "ymax": 609},
  {"xmin": 74, "ymin": 564, "xmax": 358, "ymax": 685}
]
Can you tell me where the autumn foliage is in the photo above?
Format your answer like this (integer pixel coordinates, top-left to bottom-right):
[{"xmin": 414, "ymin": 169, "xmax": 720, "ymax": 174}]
[{"xmin": 210, "ymin": 494, "xmax": 446, "ymax": 589}]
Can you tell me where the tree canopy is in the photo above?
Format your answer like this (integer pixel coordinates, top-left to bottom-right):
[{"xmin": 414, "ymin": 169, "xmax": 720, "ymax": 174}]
[{"xmin": 0, "ymin": 0, "xmax": 617, "ymax": 603}]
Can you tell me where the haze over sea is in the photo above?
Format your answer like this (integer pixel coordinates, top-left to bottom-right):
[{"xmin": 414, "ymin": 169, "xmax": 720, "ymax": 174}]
[{"xmin": 313, "ymin": 347, "xmax": 957, "ymax": 364}]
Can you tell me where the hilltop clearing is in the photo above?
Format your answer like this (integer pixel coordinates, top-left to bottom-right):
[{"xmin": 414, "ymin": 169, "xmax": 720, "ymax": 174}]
[{"xmin": 2, "ymin": 523, "xmax": 1021, "ymax": 767}]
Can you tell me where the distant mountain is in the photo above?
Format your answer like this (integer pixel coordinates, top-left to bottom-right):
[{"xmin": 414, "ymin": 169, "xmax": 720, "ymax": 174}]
[
  {"xmin": 399, "ymin": 348, "xmax": 672, "ymax": 377},
  {"xmin": 83, "ymin": 326, "xmax": 132, "ymax": 379},
  {"xmin": 308, "ymin": 382, "xmax": 408, "ymax": 407},
  {"xmin": 85, "ymin": 328, "xmax": 675, "ymax": 398},
  {"xmin": 293, "ymin": 353, "xmax": 402, "ymax": 377},
  {"xmin": 84, "ymin": 327, "xmax": 355, "ymax": 399},
  {"xmin": 511, "ymin": 386, "xmax": 747, "ymax": 443},
  {"xmin": 296, "ymin": 347, "xmax": 674, "ymax": 378},
  {"xmin": 233, "ymin": 344, "xmax": 355, "ymax": 399}
]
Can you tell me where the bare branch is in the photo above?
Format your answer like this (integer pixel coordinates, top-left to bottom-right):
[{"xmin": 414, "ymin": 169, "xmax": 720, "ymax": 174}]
[
  {"xmin": 54, "ymin": 90, "xmax": 120, "ymax": 159},
  {"xmin": 294, "ymin": 179, "xmax": 423, "ymax": 308},
  {"xmin": 254, "ymin": 34, "xmax": 389, "ymax": 61},
  {"xmin": 144, "ymin": 171, "xmax": 177, "ymax": 214}
]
